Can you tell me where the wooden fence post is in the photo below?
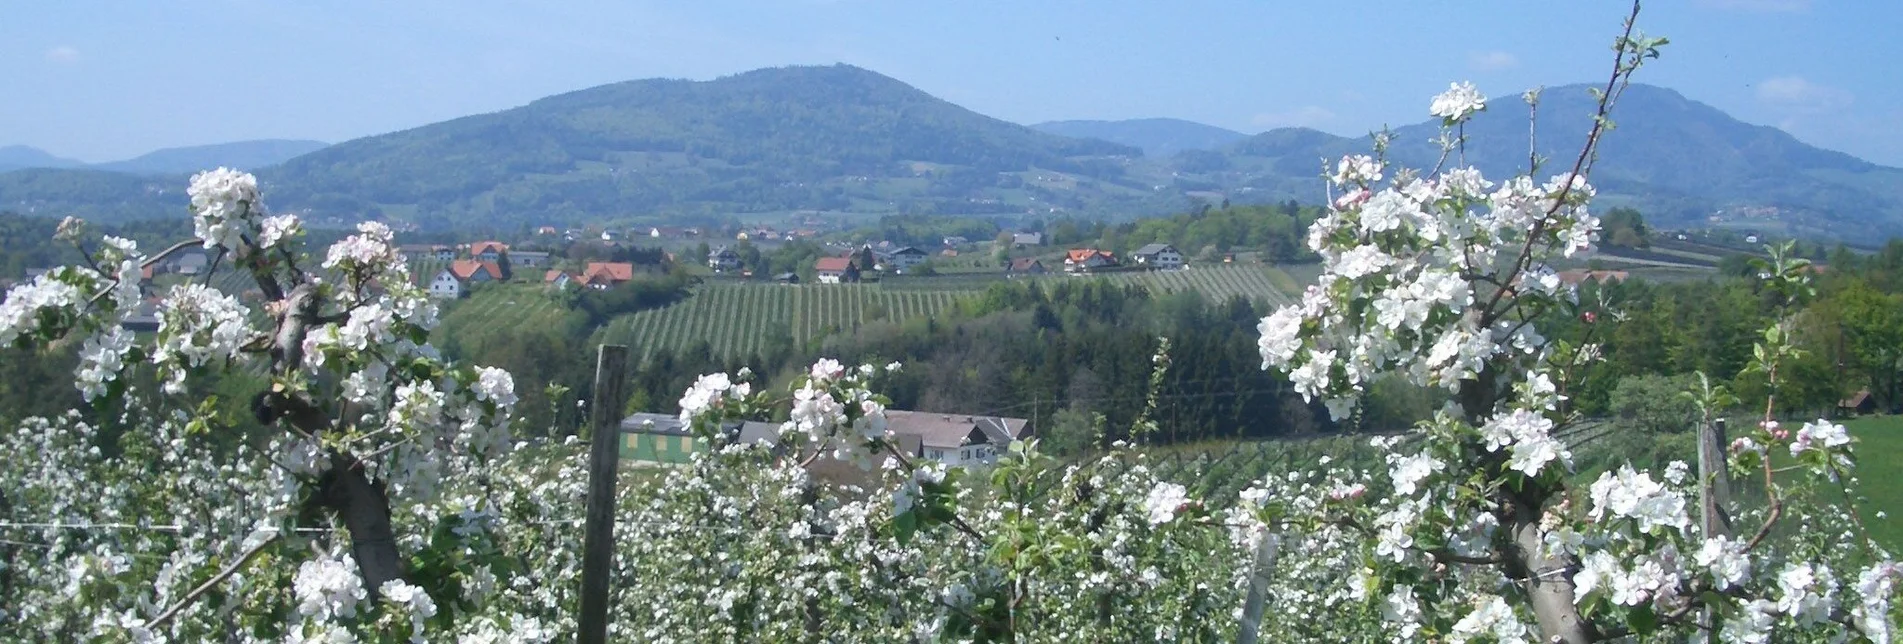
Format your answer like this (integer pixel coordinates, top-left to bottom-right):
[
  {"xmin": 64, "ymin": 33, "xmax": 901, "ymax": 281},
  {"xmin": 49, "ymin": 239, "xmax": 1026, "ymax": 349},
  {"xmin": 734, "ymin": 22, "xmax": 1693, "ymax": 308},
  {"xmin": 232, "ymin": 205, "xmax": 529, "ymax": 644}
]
[
  {"xmin": 1696, "ymin": 417, "xmax": 1731, "ymax": 642},
  {"xmin": 1236, "ymin": 531, "xmax": 1281, "ymax": 644},
  {"xmin": 1698, "ymin": 418, "xmax": 1732, "ymax": 538},
  {"xmin": 578, "ymin": 345, "xmax": 629, "ymax": 644}
]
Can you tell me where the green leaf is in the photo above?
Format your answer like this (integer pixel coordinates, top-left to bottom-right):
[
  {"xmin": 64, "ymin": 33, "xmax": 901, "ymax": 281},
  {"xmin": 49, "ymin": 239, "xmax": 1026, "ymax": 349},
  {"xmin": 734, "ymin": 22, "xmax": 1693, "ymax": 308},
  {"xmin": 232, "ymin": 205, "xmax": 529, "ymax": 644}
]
[
  {"xmin": 1624, "ymin": 605, "xmax": 1659, "ymax": 635},
  {"xmin": 894, "ymin": 511, "xmax": 917, "ymax": 546}
]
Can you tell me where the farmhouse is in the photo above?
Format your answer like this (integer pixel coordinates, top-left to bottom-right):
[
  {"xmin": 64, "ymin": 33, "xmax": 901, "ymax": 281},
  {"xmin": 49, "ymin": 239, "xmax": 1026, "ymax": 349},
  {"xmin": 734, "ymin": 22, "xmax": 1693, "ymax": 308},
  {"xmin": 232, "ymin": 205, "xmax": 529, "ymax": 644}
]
[
  {"xmin": 429, "ymin": 260, "xmax": 502, "ymax": 298},
  {"xmin": 544, "ymin": 270, "xmax": 575, "ymax": 290},
  {"xmin": 1064, "ymin": 249, "xmax": 1118, "ymax": 273},
  {"xmin": 581, "ymin": 262, "xmax": 636, "ymax": 290},
  {"xmin": 708, "ymin": 246, "xmax": 742, "ymax": 272},
  {"xmin": 1131, "ymin": 243, "xmax": 1185, "ymax": 270},
  {"xmin": 881, "ymin": 246, "xmax": 929, "ymax": 273},
  {"xmin": 815, "ymin": 256, "xmax": 858, "ymax": 283},
  {"xmin": 1012, "ymin": 232, "xmax": 1044, "ymax": 249},
  {"xmin": 1006, "ymin": 257, "xmax": 1047, "ymax": 276},
  {"xmin": 470, "ymin": 241, "xmax": 509, "ymax": 263},
  {"xmin": 510, "ymin": 251, "xmax": 550, "ymax": 268},
  {"xmin": 886, "ymin": 411, "xmax": 1030, "ymax": 467},
  {"xmin": 398, "ymin": 244, "xmax": 454, "ymax": 261}
]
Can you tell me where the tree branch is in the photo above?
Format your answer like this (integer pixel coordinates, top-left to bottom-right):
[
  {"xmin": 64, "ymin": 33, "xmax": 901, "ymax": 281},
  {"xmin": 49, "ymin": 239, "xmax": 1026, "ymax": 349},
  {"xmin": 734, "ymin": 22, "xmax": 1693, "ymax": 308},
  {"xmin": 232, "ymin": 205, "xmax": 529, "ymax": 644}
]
[{"xmin": 146, "ymin": 534, "xmax": 281, "ymax": 629}]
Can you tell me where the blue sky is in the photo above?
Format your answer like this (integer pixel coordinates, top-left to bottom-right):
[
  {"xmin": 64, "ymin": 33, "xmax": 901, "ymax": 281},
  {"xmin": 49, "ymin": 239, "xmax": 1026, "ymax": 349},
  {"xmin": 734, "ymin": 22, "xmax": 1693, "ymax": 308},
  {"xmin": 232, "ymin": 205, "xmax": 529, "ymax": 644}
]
[{"xmin": 5, "ymin": 0, "xmax": 1898, "ymax": 165}]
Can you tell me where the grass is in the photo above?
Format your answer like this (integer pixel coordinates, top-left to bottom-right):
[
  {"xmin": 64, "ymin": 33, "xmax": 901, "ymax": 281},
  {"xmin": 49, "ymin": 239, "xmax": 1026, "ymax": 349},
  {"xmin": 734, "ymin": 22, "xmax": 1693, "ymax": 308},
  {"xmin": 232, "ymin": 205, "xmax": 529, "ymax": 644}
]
[{"xmin": 1842, "ymin": 416, "xmax": 1903, "ymax": 551}]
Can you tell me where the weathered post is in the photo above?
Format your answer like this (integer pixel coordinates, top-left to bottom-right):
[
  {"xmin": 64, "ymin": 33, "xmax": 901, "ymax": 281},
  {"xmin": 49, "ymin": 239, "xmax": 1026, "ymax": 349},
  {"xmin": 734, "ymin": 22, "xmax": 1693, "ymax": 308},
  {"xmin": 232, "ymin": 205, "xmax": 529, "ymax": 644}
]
[
  {"xmin": 1236, "ymin": 531, "xmax": 1282, "ymax": 644},
  {"xmin": 578, "ymin": 345, "xmax": 629, "ymax": 644},
  {"xmin": 1698, "ymin": 418, "xmax": 1732, "ymax": 537},
  {"xmin": 1696, "ymin": 417, "xmax": 1732, "ymax": 642}
]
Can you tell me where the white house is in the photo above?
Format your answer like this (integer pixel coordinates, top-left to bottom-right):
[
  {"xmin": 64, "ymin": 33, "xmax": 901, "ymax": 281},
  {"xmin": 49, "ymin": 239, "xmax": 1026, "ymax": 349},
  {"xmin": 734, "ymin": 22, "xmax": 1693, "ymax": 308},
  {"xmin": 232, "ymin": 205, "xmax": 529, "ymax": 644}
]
[
  {"xmin": 882, "ymin": 246, "xmax": 929, "ymax": 273},
  {"xmin": 708, "ymin": 246, "xmax": 742, "ymax": 272},
  {"xmin": 815, "ymin": 257, "xmax": 856, "ymax": 284},
  {"xmin": 886, "ymin": 411, "xmax": 1030, "ymax": 467},
  {"xmin": 429, "ymin": 260, "xmax": 502, "ymax": 299},
  {"xmin": 1132, "ymin": 243, "xmax": 1185, "ymax": 270},
  {"xmin": 429, "ymin": 271, "xmax": 464, "ymax": 298}
]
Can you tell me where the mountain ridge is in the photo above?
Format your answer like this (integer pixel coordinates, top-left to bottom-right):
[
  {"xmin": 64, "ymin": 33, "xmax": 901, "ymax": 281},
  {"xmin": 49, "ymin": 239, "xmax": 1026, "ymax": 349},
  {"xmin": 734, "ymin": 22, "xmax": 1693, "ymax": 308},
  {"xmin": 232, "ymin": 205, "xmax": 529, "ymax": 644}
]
[
  {"xmin": 1030, "ymin": 118, "xmax": 1248, "ymax": 157},
  {"xmin": 0, "ymin": 68, "xmax": 1897, "ymax": 238}
]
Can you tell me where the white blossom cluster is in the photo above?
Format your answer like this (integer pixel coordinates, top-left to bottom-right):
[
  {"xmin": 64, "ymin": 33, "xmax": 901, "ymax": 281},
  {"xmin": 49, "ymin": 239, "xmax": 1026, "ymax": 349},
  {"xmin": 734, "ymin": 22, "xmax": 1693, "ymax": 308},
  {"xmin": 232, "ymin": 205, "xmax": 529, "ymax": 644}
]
[
  {"xmin": 151, "ymin": 283, "xmax": 253, "ymax": 394},
  {"xmin": 187, "ymin": 167, "xmax": 261, "ymax": 250}
]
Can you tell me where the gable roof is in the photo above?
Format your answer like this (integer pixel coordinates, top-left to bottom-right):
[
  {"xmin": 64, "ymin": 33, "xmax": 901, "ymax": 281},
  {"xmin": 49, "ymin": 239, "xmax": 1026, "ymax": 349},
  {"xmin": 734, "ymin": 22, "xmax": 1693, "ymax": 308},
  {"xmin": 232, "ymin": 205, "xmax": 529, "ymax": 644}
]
[
  {"xmin": 1133, "ymin": 243, "xmax": 1176, "ymax": 256},
  {"xmin": 815, "ymin": 257, "xmax": 854, "ymax": 272},
  {"xmin": 1012, "ymin": 232, "xmax": 1043, "ymax": 245},
  {"xmin": 885, "ymin": 410, "xmax": 1029, "ymax": 449},
  {"xmin": 1009, "ymin": 257, "xmax": 1044, "ymax": 271},
  {"xmin": 449, "ymin": 260, "xmax": 503, "ymax": 281},
  {"xmin": 889, "ymin": 246, "xmax": 928, "ymax": 257},
  {"xmin": 470, "ymin": 241, "xmax": 509, "ymax": 256},
  {"xmin": 1065, "ymin": 249, "xmax": 1113, "ymax": 263},
  {"xmin": 584, "ymin": 262, "xmax": 636, "ymax": 283},
  {"xmin": 544, "ymin": 269, "xmax": 573, "ymax": 283}
]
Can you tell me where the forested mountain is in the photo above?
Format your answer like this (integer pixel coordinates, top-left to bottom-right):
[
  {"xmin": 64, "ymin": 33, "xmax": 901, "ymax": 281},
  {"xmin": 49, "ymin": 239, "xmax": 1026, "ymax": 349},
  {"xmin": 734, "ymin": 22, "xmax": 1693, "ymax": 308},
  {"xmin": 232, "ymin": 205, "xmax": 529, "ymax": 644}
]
[
  {"xmin": 259, "ymin": 64, "xmax": 1165, "ymax": 229},
  {"xmin": 0, "ymin": 146, "xmax": 85, "ymax": 173},
  {"xmin": 92, "ymin": 139, "xmax": 329, "ymax": 175},
  {"xmin": 1030, "ymin": 118, "xmax": 1248, "ymax": 157},
  {"xmin": 3, "ymin": 73, "xmax": 1900, "ymax": 237},
  {"xmin": 1200, "ymin": 84, "xmax": 1903, "ymax": 238}
]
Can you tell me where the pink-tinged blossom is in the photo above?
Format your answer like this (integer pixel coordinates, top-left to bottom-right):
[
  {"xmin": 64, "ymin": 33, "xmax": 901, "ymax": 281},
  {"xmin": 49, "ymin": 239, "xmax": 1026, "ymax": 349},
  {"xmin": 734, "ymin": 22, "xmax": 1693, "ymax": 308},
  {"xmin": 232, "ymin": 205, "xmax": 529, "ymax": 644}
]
[{"xmin": 1789, "ymin": 419, "xmax": 1851, "ymax": 456}]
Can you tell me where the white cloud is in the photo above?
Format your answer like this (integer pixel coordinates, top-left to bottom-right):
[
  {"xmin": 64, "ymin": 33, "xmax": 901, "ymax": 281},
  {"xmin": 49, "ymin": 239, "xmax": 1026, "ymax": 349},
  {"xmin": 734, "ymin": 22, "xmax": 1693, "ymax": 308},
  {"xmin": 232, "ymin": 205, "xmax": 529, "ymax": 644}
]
[
  {"xmin": 1468, "ymin": 51, "xmax": 1518, "ymax": 72},
  {"xmin": 44, "ymin": 46, "xmax": 80, "ymax": 64},
  {"xmin": 1251, "ymin": 106, "xmax": 1335, "ymax": 129},
  {"xmin": 1755, "ymin": 75, "xmax": 1853, "ymax": 113},
  {"xmin": 1694, "ymin": 0, "xmax": 1811, "ymax": 11}
]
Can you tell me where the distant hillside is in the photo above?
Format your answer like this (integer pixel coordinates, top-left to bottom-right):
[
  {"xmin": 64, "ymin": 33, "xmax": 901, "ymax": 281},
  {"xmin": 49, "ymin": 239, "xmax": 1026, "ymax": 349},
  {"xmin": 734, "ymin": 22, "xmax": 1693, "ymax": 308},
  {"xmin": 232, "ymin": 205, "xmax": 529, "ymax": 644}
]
[
  {"xmin": 5, "ymin": 74, "xmax": 1901, "ymax": 238},
  {"xmin": 93, "ymin": 139, "xmax": 329, "ymax": 175},
  {"xmin": 1197, "ymin": 84, "xmax": 1903, "ymax": 238},
  {"xmin": 0, "ymin": 146, "xmax": 85, "ymax": 173},
  {"xmin": 260, "ymin": 64, "xmax": 1162, "ymax": 229},
  {"xmin": 1031, "ymin": 118, "xmax": 1248, "ymax": 157}
]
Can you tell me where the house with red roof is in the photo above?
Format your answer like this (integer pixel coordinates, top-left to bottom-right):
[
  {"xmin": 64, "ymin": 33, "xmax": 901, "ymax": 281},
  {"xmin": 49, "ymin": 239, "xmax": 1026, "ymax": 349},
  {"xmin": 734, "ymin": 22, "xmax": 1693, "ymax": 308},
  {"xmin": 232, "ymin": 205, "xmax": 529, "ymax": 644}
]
[
  {"xmin": 581, "ymin": 262, "xmax": 637, "ymax": 290},
  {"xmin": 1063, "ymin": 249, "xmax": 1118, "ymax": 274},
  {"xmin": 428, "ymin": 260, "xmax": 502, "ymax": 298},
  {"xmin": 815, "ymin": 256, "xmax": 859, "ymax": 283},
  {"xmin": 469, "ymin": 241, "xmax": 510, "ymax": 263}
]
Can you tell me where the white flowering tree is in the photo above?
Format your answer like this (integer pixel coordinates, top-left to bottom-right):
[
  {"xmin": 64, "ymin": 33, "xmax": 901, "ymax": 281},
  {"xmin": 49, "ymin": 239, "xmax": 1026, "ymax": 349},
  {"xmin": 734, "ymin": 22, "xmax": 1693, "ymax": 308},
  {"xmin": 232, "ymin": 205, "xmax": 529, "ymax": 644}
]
[
  {"xmin": 0, "ymin": 170, "xmax": 565, "ymax": 640},
  {"xmin": 3, "ymin": 2, "xmax": 1898, "ymax": 641},
  {"xmin": 1239, "ymin": 8, "xmax": 1899, "ymax": 643}
]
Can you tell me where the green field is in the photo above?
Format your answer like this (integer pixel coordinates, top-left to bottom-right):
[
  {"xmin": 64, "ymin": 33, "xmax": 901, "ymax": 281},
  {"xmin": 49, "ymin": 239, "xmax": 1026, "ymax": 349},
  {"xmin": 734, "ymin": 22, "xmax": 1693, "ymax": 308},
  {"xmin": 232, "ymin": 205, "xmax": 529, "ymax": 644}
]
[
  {"xmin": 1841, "ymin": 416, "xmax": 1903, "ymax": 550},
  {"xmin": 1105, "ymin": 264, "xmax": 1300, "ymax": 307},
  {"xmin": 590, "ymin": 264, "xmax": 1308, "ymax": 362},
  {"xmin": 434, "ymin": 283, "xmax": 578, "ymax": 349},
  {"xmin": 593, "ymin": 282, "xmax": 966, "ymax": 362}
]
